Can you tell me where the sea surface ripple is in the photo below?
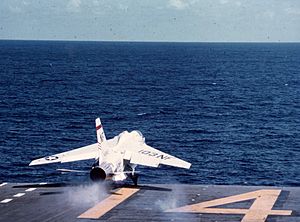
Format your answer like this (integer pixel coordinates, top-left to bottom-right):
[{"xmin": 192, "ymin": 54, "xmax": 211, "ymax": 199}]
[{"xmin": 0, "ymin": 41, "xmax": 299, "ymax": 186}]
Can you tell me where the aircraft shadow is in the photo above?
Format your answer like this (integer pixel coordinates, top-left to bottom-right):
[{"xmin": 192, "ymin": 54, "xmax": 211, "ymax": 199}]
[
  {"xmin": 13, "ymin": 182, "xmax": 172, "ymax": 193},
  {"xmin": 13, "ymin": 182, "xmax": 77, "ymax": 188}
]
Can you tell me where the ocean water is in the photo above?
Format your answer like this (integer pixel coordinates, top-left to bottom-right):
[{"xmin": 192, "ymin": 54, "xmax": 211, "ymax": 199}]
[{"xmin": 0, "ymin": 40, "xmax": 299, "ymax": 186}]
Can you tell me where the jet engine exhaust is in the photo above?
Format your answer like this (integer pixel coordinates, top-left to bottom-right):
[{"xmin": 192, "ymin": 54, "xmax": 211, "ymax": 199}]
[{"xmin": 90, "ymin": 167, "xmax": 106, "ymax": 182}]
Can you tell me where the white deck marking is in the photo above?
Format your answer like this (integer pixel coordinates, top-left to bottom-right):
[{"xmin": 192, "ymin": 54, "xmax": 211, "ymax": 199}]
[
  {"xmin": 13, "ymin": 193, "xmax": 25, "ymax": 198},
  {"xmin": 1, "ymin": 199, "xmax": 13, "ymax": 203},
  {"xmin": 25, "ymin": 188, "xmax": 37, "ymax": 192},
  {"xmin": 0, "ymin": 183, "xmax": 7, "ymax": 187}
]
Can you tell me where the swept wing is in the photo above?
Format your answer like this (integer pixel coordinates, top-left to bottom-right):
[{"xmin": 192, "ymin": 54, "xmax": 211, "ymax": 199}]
[
  {"xmin": 29, "ymin": 143, "xmax": 99, "ymax": 166},
  {"xmin": 124, "ymin": 144, "xmax": 191, "ymax": 169}
]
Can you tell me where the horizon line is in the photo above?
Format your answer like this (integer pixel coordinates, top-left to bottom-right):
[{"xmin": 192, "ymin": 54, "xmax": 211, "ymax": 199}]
[{"xmin": 0, "ymin": 38, "xmax": 300, "ymax": 44}]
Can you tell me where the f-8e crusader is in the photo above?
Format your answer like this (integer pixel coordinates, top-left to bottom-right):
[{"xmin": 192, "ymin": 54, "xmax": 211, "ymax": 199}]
[{"xmin": 29, "ymin": 118, "xmax": 191, "ymax": 185}]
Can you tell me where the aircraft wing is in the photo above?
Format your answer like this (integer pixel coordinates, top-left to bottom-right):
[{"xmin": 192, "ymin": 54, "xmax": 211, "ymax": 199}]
[
  {"xmin": 124, "ymin": 144, "xmax": 191, "ymax": 169},
  {"xmin": 29, "ymin": 143, "xmax": 99, "ymax": 166}
]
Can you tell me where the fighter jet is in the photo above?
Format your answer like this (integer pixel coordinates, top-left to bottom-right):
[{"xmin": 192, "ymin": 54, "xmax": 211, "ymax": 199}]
[{"xmin": 29, "ymin": 118, "xmax": 191, "ymax": 185}]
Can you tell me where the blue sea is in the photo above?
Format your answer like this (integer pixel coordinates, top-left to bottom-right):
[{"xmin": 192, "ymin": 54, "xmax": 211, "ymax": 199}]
[{"xmin": 0, "ymin": 40, "xmax": 299, "ymax": 186}]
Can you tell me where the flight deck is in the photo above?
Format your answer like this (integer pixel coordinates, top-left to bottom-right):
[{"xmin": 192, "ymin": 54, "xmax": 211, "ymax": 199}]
[{"xmin": 0, "ymin": 182, "xmax": 299, "ymax": 222}]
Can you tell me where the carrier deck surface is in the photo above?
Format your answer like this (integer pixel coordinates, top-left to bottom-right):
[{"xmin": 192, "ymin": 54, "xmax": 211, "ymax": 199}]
[{"xmin": 0, "ymin": 182, "xmax": 299, "ymax": 222}]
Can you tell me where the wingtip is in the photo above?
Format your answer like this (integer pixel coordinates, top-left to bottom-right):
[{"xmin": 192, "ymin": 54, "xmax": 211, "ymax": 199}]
[
  {"xmin": 185, "ymin": 163, "xmax": 192, "ymax": 169},
  {"xmin": 29, "ymin": 160, "xmax": 36, "ymax": 166},
  {"xmin": 29, "ymin": 159, "xmax": 44, "ymax": 166}
]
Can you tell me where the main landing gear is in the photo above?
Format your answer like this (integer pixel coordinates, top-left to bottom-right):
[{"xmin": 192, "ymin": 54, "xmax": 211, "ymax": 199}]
[{"xmin": 129, "ymin": 173, "xmax": 139, "ymax": 186}]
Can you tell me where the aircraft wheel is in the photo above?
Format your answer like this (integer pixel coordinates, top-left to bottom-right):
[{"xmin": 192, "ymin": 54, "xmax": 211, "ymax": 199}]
[{"xmin": 131, "ymin": 174, "xmax": 138, "ymax": 186}]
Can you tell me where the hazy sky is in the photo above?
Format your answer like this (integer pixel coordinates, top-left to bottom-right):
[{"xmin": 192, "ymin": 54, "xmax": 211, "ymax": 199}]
[{"xmin": 0, "ymin": 0, "xmax": 300, "ymax": 42}]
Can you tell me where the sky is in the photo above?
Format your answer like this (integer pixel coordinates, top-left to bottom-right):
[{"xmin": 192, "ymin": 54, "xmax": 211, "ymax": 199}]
[{"xmin": 0, "ymin": 0, "xmax": 300, "ymax": 42}]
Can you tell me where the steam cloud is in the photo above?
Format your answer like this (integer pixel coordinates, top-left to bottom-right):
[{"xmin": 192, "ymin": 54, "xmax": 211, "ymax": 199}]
[{"xmin": 66, "ymin": 183, "xmax": 108, "ymax": 207}]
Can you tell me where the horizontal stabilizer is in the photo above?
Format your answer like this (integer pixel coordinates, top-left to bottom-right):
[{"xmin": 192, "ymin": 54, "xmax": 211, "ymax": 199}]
[
  {"xmin": 118, "ymin": 171, "xmax": 140, "ymax": 174},
  {"xmin": 56, "ymin": 169, "xmax": 88, "ymax": 173}
]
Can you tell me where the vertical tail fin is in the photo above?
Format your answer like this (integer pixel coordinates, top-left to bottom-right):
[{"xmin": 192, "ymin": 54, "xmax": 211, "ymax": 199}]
[{"xmin": 95, "ymin": 118, "xmax": 106, "ymax": 144}]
